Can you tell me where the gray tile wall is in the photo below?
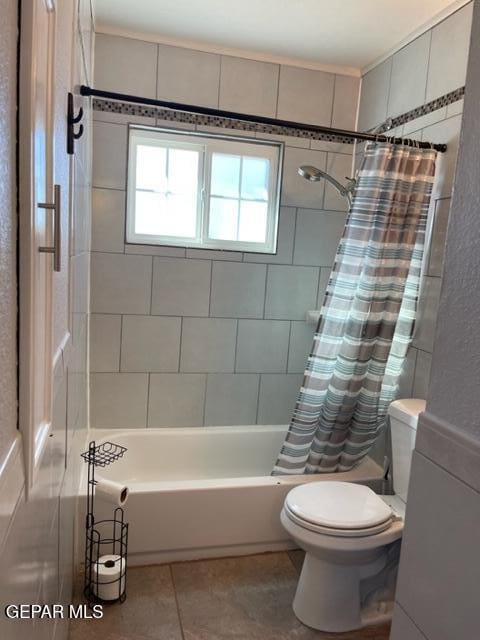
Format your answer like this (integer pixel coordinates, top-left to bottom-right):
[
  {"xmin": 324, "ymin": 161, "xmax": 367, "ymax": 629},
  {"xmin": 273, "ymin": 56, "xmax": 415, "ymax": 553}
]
[
  {"xmin": 90, "ymin": 34, "xmax": 359, "ymax": 428},
  {"xmin": 358, "ymin": 2, "xmax": 472, "ymax": 403},
  {"xmin": 359, "ymin": 2, "xmax": 472, "ymax": 131}
]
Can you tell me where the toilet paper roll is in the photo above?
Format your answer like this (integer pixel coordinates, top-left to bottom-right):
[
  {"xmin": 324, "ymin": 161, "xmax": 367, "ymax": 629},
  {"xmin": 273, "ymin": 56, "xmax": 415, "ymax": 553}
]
[
  {"xmin": 95, "ymin": 478, "xmax": 129, "ymax": 506},
  {"xmin": 92, "ymin": 554, "xmax": 126, "ymax": 601}
]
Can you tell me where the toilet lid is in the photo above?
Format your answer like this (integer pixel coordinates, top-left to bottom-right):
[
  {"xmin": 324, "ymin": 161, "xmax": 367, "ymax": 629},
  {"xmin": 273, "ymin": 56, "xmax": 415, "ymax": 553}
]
[{"xmin": 285, "ymin": 482, "xmax": 393, "ymax": 530}]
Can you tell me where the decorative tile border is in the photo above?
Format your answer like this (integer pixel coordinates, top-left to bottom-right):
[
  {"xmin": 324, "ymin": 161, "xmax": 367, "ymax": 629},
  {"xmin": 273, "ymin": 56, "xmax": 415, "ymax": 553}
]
[
  {"xmin": 92, "ymin": 98, "xmax": 356, "ymax": 144},
  {"xmin": 373, "ymin": 86, "xmax": 465, "ymax": 133},
  {"xmin": 92, "ymin": 85, "xmax": 464, "ymax": 144}
]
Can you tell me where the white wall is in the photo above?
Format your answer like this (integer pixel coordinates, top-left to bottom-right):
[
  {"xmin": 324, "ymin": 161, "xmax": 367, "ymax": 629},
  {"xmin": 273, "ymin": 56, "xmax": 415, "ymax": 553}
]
[
  {"xmin": 0, "ymin": 0, "xmax": 18, "ymax": 472},
  {"xmin": 391, "ymin": 3, "xmax": 479, "ymax": 637},
  {"xmin": 358, "ymin": 2, "xmax": 473, "ymax": 401},
  {"xmin": 0, "ymin": 3, "xmax": 94, "ymax": 639},
  {"xmin": 89, "ymin": 34, "xmax": 360, "ymax": 428}
]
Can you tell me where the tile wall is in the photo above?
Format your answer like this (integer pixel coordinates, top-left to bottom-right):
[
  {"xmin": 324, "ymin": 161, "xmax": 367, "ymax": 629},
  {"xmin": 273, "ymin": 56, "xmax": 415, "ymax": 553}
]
[
  {"xmin": 90, "ymin": 34, "xmax": 360, "ymax": 428},
  {"xmin": 358, "ymin": 2, "xmax": 473, "ymax": 401}
]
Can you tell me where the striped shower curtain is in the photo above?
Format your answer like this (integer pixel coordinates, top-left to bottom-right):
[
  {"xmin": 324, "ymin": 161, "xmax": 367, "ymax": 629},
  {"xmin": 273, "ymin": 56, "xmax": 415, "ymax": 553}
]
[{"xmin": 273, "ymin": 142, "xmax": 437, "ymax": 475}]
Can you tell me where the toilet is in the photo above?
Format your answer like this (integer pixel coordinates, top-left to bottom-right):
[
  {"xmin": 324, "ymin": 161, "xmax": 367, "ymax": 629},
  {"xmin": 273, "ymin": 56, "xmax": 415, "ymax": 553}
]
[{"xmin": 281, "ymin": 398, "xmax": 425, "ymax": 633}]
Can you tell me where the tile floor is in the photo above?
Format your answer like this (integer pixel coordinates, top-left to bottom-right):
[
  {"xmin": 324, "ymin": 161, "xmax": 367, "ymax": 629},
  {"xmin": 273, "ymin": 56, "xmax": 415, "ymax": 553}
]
[{"xmin": 69, "ymin": 551, "xmax": 391, "ymax": 640}]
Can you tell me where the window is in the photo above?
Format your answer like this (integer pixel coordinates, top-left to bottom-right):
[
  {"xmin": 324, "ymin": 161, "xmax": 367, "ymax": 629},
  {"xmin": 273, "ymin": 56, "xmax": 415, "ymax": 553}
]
[{"xmin": 126, "ymin": 126, "xmax": 283, "ymax": 253}]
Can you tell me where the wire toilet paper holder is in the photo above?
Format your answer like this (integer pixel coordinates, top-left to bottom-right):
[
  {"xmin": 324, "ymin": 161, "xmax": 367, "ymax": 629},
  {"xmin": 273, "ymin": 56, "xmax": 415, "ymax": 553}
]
[{"xmin": 81, "ymin": 440, "xmax": 129, "ymax": 606}]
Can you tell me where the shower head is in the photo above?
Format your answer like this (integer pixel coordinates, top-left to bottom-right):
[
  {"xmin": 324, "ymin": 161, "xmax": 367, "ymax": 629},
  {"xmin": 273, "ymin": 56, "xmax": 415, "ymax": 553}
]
[
  {"xmin": 298, "ymin": 165, "xmax": 327, "ymax": 182},
  {"xmin": 298, "ymin": 165, "xmax": 356, "ymax": 204}
]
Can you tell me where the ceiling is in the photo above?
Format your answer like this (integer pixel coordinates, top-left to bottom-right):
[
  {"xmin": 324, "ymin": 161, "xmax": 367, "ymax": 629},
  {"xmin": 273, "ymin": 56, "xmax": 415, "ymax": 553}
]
[{"xmin": 93, "ymin": 0, "xmax": 467, "ymax": 74}]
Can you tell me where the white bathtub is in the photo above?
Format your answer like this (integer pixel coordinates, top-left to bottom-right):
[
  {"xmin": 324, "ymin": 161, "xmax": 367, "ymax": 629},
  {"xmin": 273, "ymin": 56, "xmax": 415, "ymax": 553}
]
[{"xmin": 80, "ymin": 426, "xmax": 383, "ymax": 565}]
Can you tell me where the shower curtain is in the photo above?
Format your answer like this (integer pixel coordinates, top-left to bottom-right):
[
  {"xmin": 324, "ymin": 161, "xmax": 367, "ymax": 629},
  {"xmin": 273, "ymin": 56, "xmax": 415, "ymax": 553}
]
[{"xmin": 273, "ymin": 142, "xmax": 437, "ymax": 475}]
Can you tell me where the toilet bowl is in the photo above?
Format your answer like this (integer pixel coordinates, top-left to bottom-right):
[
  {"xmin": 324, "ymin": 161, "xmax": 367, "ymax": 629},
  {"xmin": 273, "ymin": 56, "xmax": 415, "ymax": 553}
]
[{"xmin": 281, "ymin": 398, "xmax": 426, "ymax": 633}]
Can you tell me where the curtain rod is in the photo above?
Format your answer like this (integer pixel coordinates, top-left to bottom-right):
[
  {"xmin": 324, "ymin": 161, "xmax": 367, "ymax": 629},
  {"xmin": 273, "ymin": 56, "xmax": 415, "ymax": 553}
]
[{"xmin": 79, "ymin": 85, "xmax": 447, "ymax": 153}]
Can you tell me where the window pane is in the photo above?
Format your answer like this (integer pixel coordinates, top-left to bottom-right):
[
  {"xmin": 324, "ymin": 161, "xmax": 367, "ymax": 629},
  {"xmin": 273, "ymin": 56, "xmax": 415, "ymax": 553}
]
[
  {"xmin": 165, "ymin": 194, "xmax": 197, "ymax": 237},
  {"xmin": 238, "ymin": 201, "xmax": 268, "ymax": 243},
  {"xmin": 208, "ymin": 197, "xmax": 239, "ymax": 240},
  {"xmin": 134, "ymin": 191, "xmax": 166, "ymax": 235},
  {"xmin": 241, "ymin": 156, "xmax": 269, "ymax": 200},
  {"xmin": 168, "ymin": 148, "xmax": 199, "ymax": 195},
  {"xmin": 134, "ymin": 191, "xmax": 197, "ymax": 238},
  {"xmin": 211, "ymin": 154, "xmax": 240, "ymax": 198},
  {"xmin": 136, "ymin": 145, "xmax": 167, "ymax": 191}
]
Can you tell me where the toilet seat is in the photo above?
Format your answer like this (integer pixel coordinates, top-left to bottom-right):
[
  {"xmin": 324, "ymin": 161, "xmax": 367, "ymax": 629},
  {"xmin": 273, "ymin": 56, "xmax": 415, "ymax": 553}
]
[
  {"xmin": 284, "ymin": 481, "xmax": 393, "ymax": 537},
  {"xmin": 284, "ymin": 503, "xmax": 393, "ymax": 537}
]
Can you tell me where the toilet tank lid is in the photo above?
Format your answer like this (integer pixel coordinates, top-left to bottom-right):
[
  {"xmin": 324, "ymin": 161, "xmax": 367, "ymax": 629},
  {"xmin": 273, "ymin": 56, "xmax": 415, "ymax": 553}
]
[{"xmin": 388, "ymin": 399, "xmax": 426, "ymax": 429}]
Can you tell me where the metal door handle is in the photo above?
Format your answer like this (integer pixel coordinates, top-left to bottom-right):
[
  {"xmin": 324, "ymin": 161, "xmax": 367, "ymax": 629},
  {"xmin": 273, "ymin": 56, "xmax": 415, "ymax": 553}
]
[{"xmin": 38, "ymin": 184, "xmax": 61, "ymax": 272}]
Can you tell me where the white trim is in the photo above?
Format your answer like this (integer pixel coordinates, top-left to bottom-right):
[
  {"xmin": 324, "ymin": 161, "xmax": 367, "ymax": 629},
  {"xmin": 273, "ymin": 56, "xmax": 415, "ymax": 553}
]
[
  {"xmin": 126, "ymin": 125, "xmax": 283, "ymax": 254},
  {"xmin": 361, "ymin": 0, "xmax": 472, "ymax": 75},
  {"xmin": 94, "ymin": 25, "xmax": 361, "ymax": 77}
]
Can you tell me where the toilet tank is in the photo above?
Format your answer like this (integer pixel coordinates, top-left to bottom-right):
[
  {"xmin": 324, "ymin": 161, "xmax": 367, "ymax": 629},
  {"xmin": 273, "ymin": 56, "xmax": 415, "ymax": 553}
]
[{"xmin": 388, "ymin": 398, "xmax": 426, "ymax": 503}]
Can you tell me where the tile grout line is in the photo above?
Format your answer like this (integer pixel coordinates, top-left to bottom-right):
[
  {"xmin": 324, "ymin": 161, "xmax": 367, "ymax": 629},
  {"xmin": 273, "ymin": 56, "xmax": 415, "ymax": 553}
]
[
  {"xmin": 409, "ymin": 347, "xmax": 419, "ymax": 397},
  {"xmin": 201, "ymin": 372, "xmax": 208, "ymax": 426},
  {"xmin": 262, "ymin": 264, "xmax": 269, "ymax": 319},
  {"xmin": 85, "ymin": 312, "xmax": 330, "ymax": 321},
  {"xmin": 424, "ymin": 29, "xmax": 434, "ymax": 107},
  {"xmin": 233, "ymin": 318, "xmax": 240, "ymax": 373},
  {"xmin": 155, "ymin": 43, "xmax": 160, "ymax": 100},
  {"xmin": 118, "ymin": 314, "xmax": 124, "ymax": 372},
  {"xmin": 177, "ymin": 317, "xmax": 183, "ymax": 373},
  {"xmin": 414, "ymin": 345, "xmax": 435, "ymax": 355},
  {"xmin": 255, "ymin": 373, "xmax": 262, "ymax": 424},
  {"xmin": 396, "ymin": 602, "xmax": 428, "ymax": 640},
  {"xmin": 149, "ymin": 256, "xmax": 154, "ymax": 315},
  {"xmin": 91, "ymin": 249, "xmax": 339, "ymax": 266},
  {"xmin": 330, "ymin": 74, "xmax": 337, "ymax": 127},
  {"xmin": 285, "ymin": 321, "xmax": 293, "ymax": 374},
  {"xmin": 208, "ymin": 260, "xmax": 214, "ymax": 317},
  {"xmin": 315, "ymin": 266, "xmax": 323, "ymax": 309},
  {"xmin": 217, "ymin": 56, "xmax": 222, "ymax": 109},
  {"xmin": 291, "ymin": 207, "xmax": 298, "ymax": 265},
  {"xmin": 146, "ymin": 372, "xmax": 151, "ymax": 427},
  {"xmin": 274, "ymin": 63, "xmax": 280, "ymax": 119},
  {"xmin": 169, "ymin": 564, "xmax": 187, "ymax": 640}
]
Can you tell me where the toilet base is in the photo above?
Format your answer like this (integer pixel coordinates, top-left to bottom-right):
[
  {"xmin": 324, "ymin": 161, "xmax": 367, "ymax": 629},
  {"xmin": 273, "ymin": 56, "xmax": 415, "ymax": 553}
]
[{"xmin": 292, "ymin": 548, "xmax": 393, "ymax": 632}]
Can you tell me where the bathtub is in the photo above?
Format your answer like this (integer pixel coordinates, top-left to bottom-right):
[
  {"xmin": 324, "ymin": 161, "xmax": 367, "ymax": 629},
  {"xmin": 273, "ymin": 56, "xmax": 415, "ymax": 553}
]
[{"xmin": 80, "ymin": 426, "xmax": 383, "ymax": 565}]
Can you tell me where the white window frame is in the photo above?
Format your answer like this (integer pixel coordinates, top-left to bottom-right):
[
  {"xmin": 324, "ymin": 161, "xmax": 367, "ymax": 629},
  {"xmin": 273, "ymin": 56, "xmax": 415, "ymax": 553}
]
[{"xmin": 126, "ymin": 125, "xmax": 284, "ymax": 254}]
